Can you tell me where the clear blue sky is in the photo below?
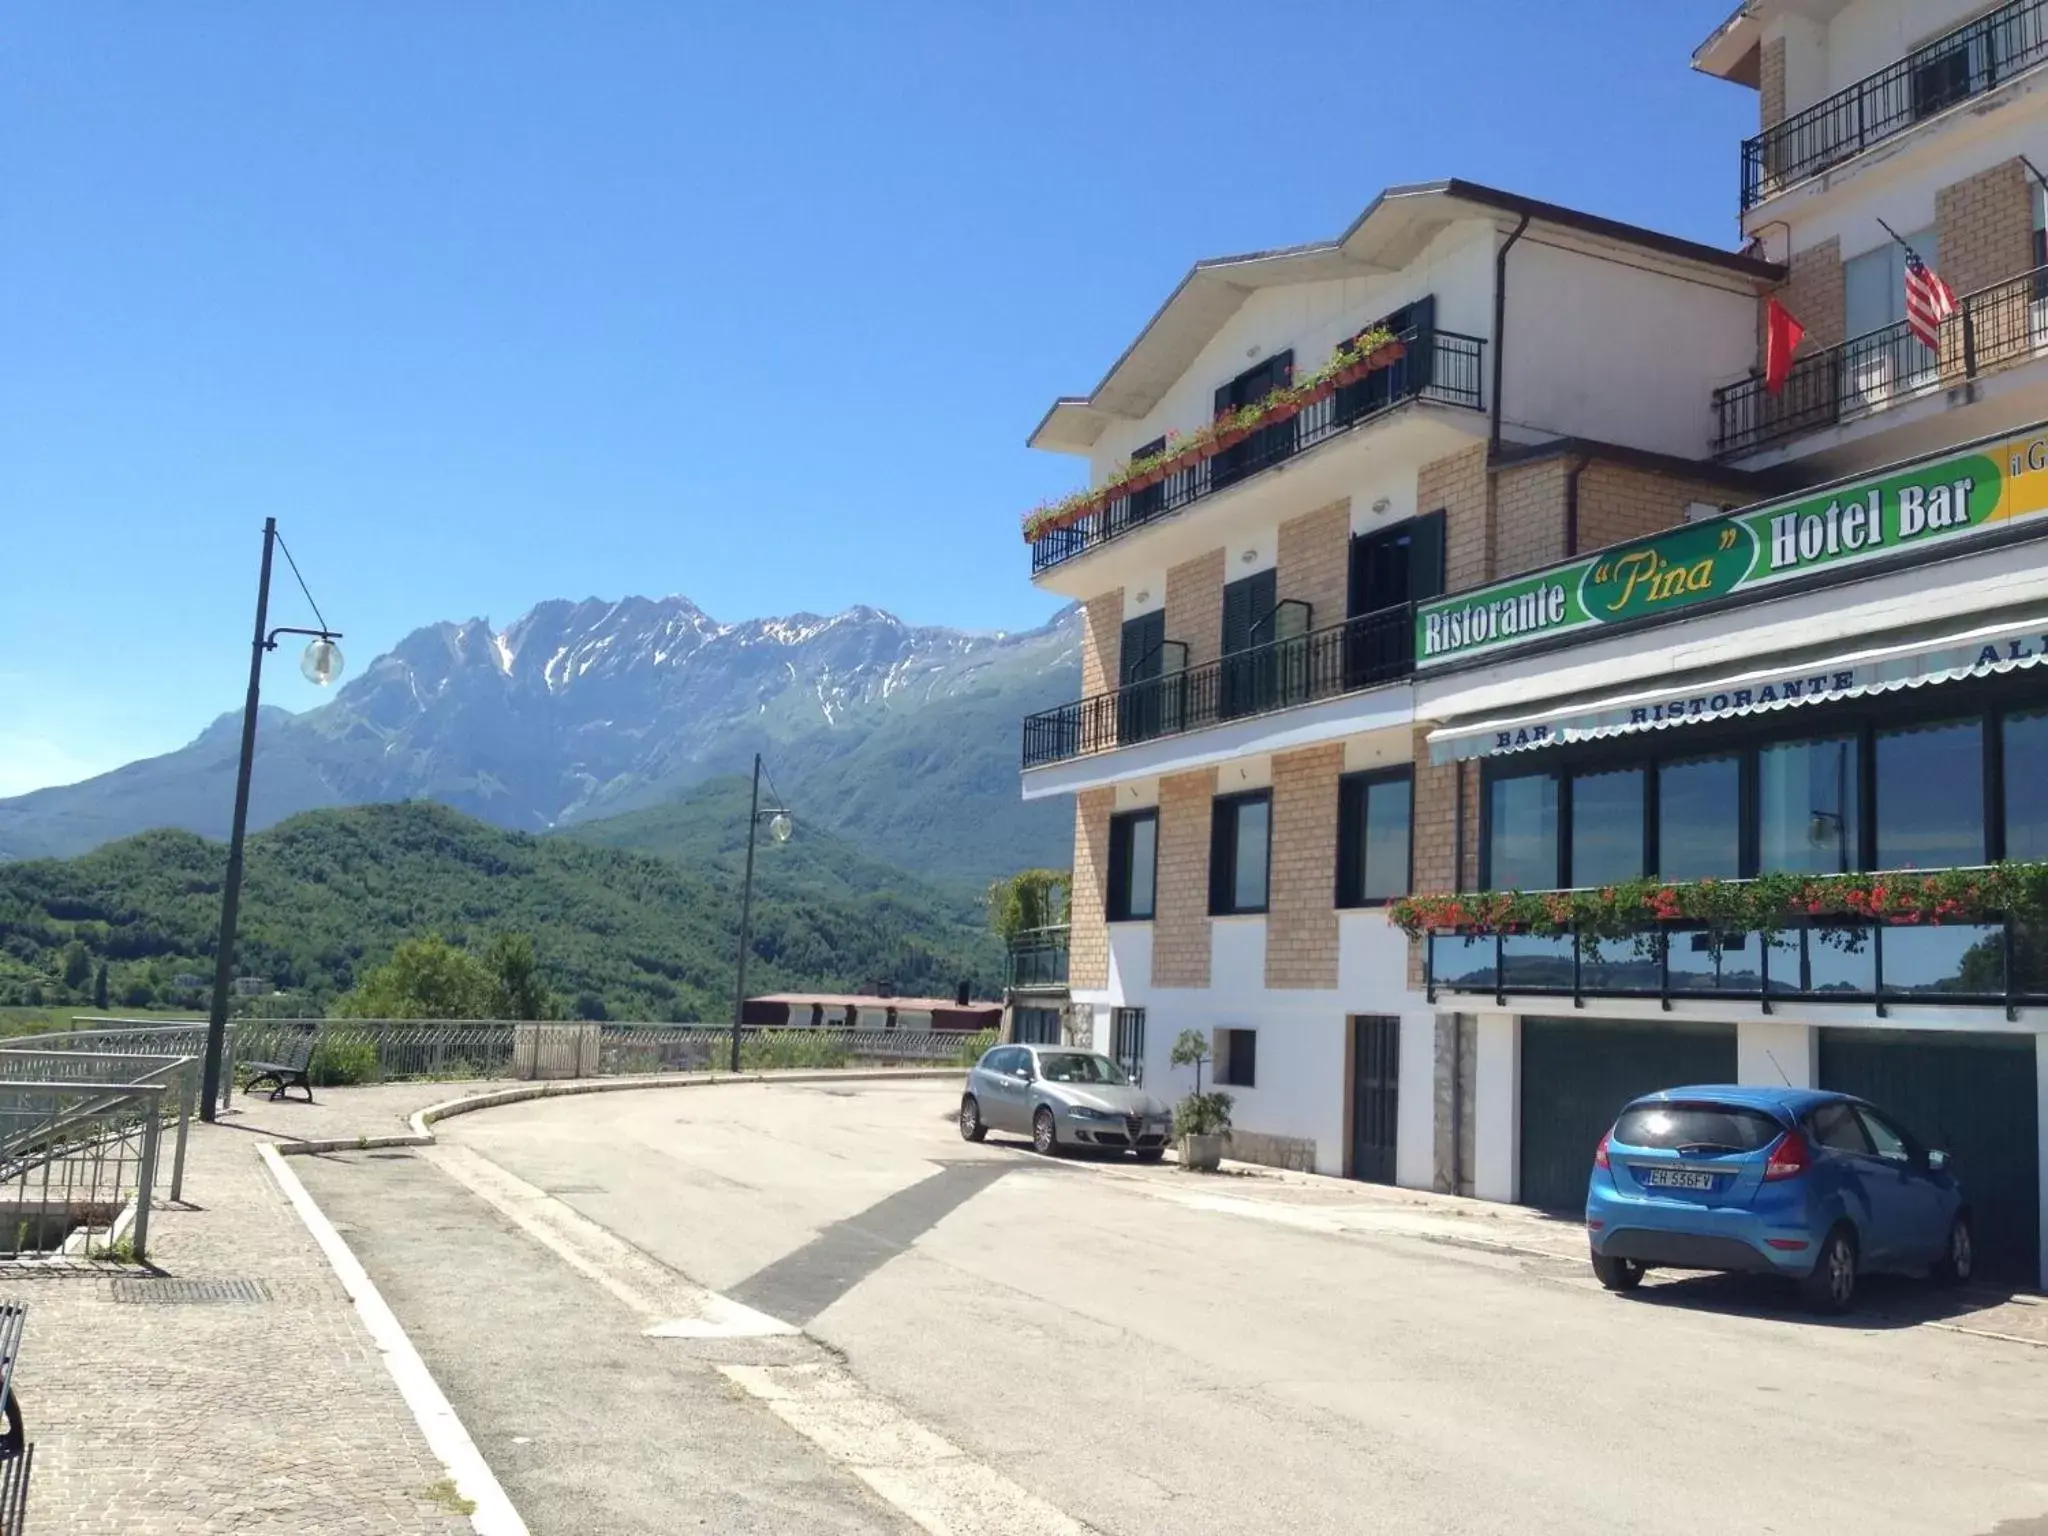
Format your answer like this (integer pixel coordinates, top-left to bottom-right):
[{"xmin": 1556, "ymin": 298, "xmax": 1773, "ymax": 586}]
[{"xmin": 0, "ymin": 1, "xmax": 1752, "ymax": 795}]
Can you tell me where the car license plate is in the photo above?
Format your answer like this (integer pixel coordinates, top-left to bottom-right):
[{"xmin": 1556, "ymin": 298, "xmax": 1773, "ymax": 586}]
[{"xmin": 1642, "ymin": 1167, "xmax": 1717, "ymax": 1190}]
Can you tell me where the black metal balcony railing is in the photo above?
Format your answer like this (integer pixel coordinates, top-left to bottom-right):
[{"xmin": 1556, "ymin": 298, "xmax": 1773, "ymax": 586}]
[
  {"xmin": 1429, "ymin": 912, "xmax": 2048, "ymax": 1016},
  {"xmin": 1021, "ymin": 603, "xmax": 1414, "ymax": 769},
  {"xmin": 1742, "ymin": 0, "xmax": 2048, "ymax": 210},
  {"xmin": 1714, "ymin": 260, "xmax": 2048, "ymax": 457},
  {"xmin": 1006, "ymin": 926, "xmax": 1070, "ymax": 989},
  {"xmin": 1030, "ymin": 327, "xmax": 1485, "ymax": 575}
]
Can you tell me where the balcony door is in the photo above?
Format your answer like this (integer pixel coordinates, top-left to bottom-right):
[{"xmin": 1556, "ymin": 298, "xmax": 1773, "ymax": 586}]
[
  {"xmin": 1336, "ymin": 294, "xmax": 1435, "ymax": 425},
  {"xmin": 1220, "ymin": 569, "xmax": 1278, "ymax": 719},
  {"xmin": 1843, "ymin": 227, "xmax": 1940, "ymax": 408},
  {"xmin": 1118, "ymin": 608, "xmax": 1170, "ymax": 745},
  {"xmin": 1211, "ymin": 352, "xmax": 1296, "ymax": 491},
  {"xmin": 1345, "ymin": 510, "xmax": 1442, "ymax": 685}
]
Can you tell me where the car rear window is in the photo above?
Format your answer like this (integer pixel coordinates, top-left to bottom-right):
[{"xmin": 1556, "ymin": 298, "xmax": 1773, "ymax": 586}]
[{"xmin": 1612, "ymin": 1103, "xmax": 1783, "ymax": 1153}]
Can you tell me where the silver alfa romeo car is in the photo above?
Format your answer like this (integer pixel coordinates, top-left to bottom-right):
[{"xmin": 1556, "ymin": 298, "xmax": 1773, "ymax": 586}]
[{"xmin": 959, "ymin": 1043, "xmax": 1173, "ymax": 1159}]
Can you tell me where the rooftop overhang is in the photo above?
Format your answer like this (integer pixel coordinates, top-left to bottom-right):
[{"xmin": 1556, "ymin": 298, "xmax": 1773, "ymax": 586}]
[
  {"xmin": 1692, "ymin": 2, "xmax": 1762, "ymax": 86},
  {"xmin": 1029, "ymin": 179, "xmax": 1784, "ymax": 457}
]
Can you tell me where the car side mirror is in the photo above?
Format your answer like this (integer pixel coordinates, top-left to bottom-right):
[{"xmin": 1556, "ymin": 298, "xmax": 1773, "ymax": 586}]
[
  {"xmin": 1926, "ymin": 1148, "xmax": 1948, "ymax": 1172},
  {"xmin": 1012, "ymin": 1066, "xmax": 1033, "ymax": 1081}
]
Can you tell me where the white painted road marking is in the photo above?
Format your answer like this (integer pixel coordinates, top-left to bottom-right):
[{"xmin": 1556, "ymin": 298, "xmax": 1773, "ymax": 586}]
[{"xmin": 427, "ymin": 1140, "xmax": 1097, "ymax": 1533}]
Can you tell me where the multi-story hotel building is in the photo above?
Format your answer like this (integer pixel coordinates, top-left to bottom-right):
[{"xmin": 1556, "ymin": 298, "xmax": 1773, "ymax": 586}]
[{"xmin": 1015, "ymin": 0, "xmax": 2048, "ymax": 1288}]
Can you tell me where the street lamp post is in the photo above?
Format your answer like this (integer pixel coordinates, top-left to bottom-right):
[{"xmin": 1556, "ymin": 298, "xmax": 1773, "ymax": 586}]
[
  {"xmin": 200, "ymin": 516, "xmax": 343, "ymax": 1121},
  {"xmin": 729, "ymin": 752, "xmax": 792, "ymax": 1072}
]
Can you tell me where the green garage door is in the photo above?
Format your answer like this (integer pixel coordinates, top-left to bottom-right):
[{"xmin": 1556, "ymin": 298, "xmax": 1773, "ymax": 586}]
[
  {"xmin": 1819, "ymin": 1030, "xmax": 2040, "ymax": 1285},
  {"xmin": 1519, "ymin": 1019, "xmax": 1737, "ymax": 1213}
]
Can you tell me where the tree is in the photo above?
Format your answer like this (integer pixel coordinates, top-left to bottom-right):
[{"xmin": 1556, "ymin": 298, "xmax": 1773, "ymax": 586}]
[
  {"xmin": 337, "ymin": 936, "xmax": 497, "ymax": 1019},
  {"xmin": 60, "ymin": 940, "xmax": 92, "ymax": 992},
  {"xmin": 985, "ymin": 869, "xmax": 1069, "ymax": 942},
  {"xmin": 482, "ymin": 933, "xmax": 554, "ymax": 1020},
  {"xmin": 92, "ymin": 962, "xmax": 109, "ymax": 1010}
]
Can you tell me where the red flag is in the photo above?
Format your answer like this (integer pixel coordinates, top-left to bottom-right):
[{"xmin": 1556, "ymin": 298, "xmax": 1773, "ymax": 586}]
[
  {"xmin": 1764, "ymin": 297, "xmax": 1805, "ymax": 395},
  {"xmin": 1904, "ymin": 249, "xmax": 1957, "ymax": 350}
]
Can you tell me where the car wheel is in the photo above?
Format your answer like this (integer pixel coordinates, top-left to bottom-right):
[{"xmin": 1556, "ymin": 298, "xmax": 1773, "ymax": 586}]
[
  {"xmin": 1934, "ymin": 1212, "xmax": 1974, "ymax": 1287},
  {"xmin": 1590, "ymin": 1251, "xmax": 1645, "ymax": 1292},
  {"xmin": 1802, "ymin": 1225, "xmax": 1858, "ymax": 1313},
  {"xmin": 1134, "ymin": 1146, "xmax": 1165, "ymax": 1164},
  {"xmin": 1032, "ymin": 1107, "xmax": 1060, "ymax": 1157},
  {"xmin": 958, "ymin": 1095, "xmax": 986, "ymax": 1143}
]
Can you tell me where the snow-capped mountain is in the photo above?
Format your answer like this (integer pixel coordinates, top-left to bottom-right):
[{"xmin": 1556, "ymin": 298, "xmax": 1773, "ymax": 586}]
[{"xmin": 0, "ymin": 596, "xmax": 1081, "ymax": 883}]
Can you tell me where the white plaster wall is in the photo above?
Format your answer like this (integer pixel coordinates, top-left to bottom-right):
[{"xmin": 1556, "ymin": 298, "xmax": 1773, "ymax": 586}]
[
  {"xmin": 1473, "ymin": 1013, "xmax": 1521, "ymax": 1203},
  {"xmin": 1106, "ymin": 924, "xmax": 1153, "ymax": 1002},
  {"xmin": 1337, "ymin": 910, "xmax": 1438, "ymax": 1185},
  {"xmin": 1823, "ymin": 0, "xmax": 1989, "ymax": 98},
  {"xmin": 1088, "ymin": 224, "xmax": 1496, "ymax": 483},
  {"xmin": 1737, "ymin": 1019, "xmax": 1819, "ymax": 1088},
  {"xmin": 1502, "ymin": 236, "xmax": 1757, "ymax": 457}
]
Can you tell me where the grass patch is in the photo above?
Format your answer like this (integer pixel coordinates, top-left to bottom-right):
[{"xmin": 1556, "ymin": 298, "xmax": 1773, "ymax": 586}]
[{"xmin": 422, "ymin": 1478, "xmax": 476, "ymax": 1516}]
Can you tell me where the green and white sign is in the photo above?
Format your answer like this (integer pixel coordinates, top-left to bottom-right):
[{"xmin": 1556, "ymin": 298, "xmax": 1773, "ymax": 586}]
[{"xmin": 1414, "ymin": 424, "xmax": 2048, "ymax": 668}]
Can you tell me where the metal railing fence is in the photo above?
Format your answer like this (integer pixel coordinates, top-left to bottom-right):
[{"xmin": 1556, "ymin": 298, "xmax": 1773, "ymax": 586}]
[
  {"xmin": 1742, "ymin": 0, "xmax": 2048, "ymax": 209},
  {"xmin": 0, "ymin": 1079, "xmax": 171, "ymax": 1261},
  {"xmin": 1029, "ymin": 327, "xmax": 1484, "ymax": 574}
]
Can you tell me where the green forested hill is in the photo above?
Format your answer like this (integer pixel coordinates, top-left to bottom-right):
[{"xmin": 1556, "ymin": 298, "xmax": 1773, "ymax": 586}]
[{"xmin": 0, "ymin": 799, "xmax": 1002, "ymax": 1020}]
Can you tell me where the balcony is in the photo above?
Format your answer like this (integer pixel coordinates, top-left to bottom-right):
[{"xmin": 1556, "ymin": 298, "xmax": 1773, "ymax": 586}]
[
  {"xmin": 1005, "ymin": 926, "xmax": 1069, "ymax": 990},
  {"xmin": 1430, "ymin": 909, "xmax": 2048, "ymax": 1014},
  {"xmin": 1741, "ymin": 0, "xmax": 2048, "ymax": 212},
  {"xmin": 1713, "ymin": 261, "xmax": 2048, "ymax": 457},
  {"xmin": 1029, "ymin": 327, "xmax": 1485, "ymax": 576},
  {"xmin": 1022, "ymin": 603, "xmax": 1413, "ymax": 770}
]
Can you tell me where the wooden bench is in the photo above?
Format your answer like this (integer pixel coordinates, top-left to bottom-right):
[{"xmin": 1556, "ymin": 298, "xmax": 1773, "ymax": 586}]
[{"xmin": 241, "ymin": 1035, "xmax": 315, "ymax": 1103}]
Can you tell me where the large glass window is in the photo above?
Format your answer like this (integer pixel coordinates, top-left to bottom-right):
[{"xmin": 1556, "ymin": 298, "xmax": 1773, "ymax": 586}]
[
  {"xmin": 2005, "ymin": 711, "xmax": 2048, "ymax": 859},
  {"xmin": 1337, "ymin": 770, "xmax": 1411, "ymax": 906},
  {"xmin": 1487, "ymin": 774, "xmax": 1558, "ymax": 890},
  {"xmin": 1106, "ymin": 810, "xmax": 1157, "ymax": 921},
  {"xmin": 1658, "ymin": 754, "xmax": 1742, "ymax": 880},
  {"xmin": 1210, "ymin": 792, "xmax": 1271, "ymax": 915},
  {"xmin": 1569, "ymin": 768, "xmax": 1644, "ymax": 887},
  {"xmin": 1876, "ymin": 720, "xmax": 1984, "ymax": 868},
  {"xmin": 1758, "ymin": 735, "xmax": 1859, "ymax": 875}
]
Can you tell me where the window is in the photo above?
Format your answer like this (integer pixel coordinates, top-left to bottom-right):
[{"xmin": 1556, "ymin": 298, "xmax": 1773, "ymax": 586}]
[
  {"xmin": 1211, "ymin": 352, "xmax": 1296, "ymax": 489},
  {"xmin": 1758, "ymin": 735, "xmax": 1859, "ymax": 875},
  {"xmin": 1337, "ymin": 769, "xmax": 1412, "ymax": 906},
  {"xmin": 1210, "ymin": 791, "xmax": 1271, "ymax": 915},
  {"xmin": 1111, "ymin": 1007, "xmax": 1146, "ymax": 1085},
  {"xmin": 1658, "ymin": 754, "xmax": 1742, "ymax": 880},
  {"xmin": 1012, "ymin": 1007, "xmax": 1062, "ymax": 1046},
  {"xmin": 1569, "ymin": 767, "xmax": 1644, "ymax": 887},
  {"xmin": 1215, "ymin": 1027, "xmax": 1257, "ymax": 1088},
  {"xmin": 1039, "ymin": 1051, "xmax": 1128, "ymax": 1085},
  {"xmin": 2005, "ymin": 711, "xmax": 2048, "ymax": 859},
  {"xmin": 1127, "ymin": 436, "xmax": 1166, "ymax": 521},
  {"xmin": 1876, "ymin": 720, "xmax": 1983, "ymax": 868},
  {"xmin": 1856, "ymin": 1107, "xmax": 1913, "ymax": 1164},
  {"xmin": 1487, "ymin": 773, "xmax": 1558, "ymax": 890},
  {"xmin": 1845, "ymin": 228, "xmax": 1938, "ymax": 337},
  {"xmin": 1107, "ymin": 810, "xmax": 1158, "ymax": 921},
  {"xmin": 1220, "ymin": 569, "xmax": 1279, "ymax": 719},
  {"xmin": 1613, "ymin": 1102, "xmax": 1782, "ymax": 1152},
  {"xmin": 1808, "ymin": 1101, "xmax": 1873, "ymax": 1155}
]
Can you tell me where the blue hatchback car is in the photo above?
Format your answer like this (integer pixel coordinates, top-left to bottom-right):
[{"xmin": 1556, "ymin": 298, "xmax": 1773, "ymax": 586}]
[{"xmin": 1586, "ymin": 1085, "xmax": 1972, "ymax": 1312}]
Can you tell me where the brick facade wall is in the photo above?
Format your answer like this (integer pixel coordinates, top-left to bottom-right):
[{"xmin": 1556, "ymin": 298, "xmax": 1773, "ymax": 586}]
[
  {"xmin": 1760, "ymin": 35, "xmax": 1785, "ymax": 133},
  {"xmin": 1153, "ymin": 769, "xmax": 1216, "ymax": 988},
  {"xmin": 1492, "ymin": 458, "xmax": 1569, "ymax": 580},
  {"xmin": 1576, "ymin": 463, "xmax": 1734, "ymax": 551},
  {"xmin": 1276, "ymin": 499, "xmax": 1351, "ymax": 633},
  {"xmin": 1419, "ymin": 443, "xmax": 1490, "ymax": 594},
  {"xmin": 1777, "ymin": 237, "xmax": 1844, "ymax": 354},
  {"xmin": 1078, "ymin": 588, "xmax": 1123, "ymax": 699},
  {"xmin": 1068, "ymin": 788, "xmax": 1113, "ymax": 990},
  {"xmin": 1937, "ymin": 157, "xmax": 2033, "ymax": 297},
  {"xmin": 1408, "ymin": 726, "xmax": 1478, "ymax": 989},
  {"xmin": 1165, "ymin": 549, "xmax": 1226, "ymax": 670},
  {"xmin": 1264, "ymin": 744, "xmax": 1343, "ymax": 990}
]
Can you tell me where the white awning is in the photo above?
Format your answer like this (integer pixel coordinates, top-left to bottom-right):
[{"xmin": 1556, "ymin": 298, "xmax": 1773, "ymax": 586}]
[{"xmin": 1427, "ymin": 613, "xmax": 2048, "ymax": 764}]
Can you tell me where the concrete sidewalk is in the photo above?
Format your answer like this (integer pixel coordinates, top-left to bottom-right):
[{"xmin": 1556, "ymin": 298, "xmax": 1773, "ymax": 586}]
[{"xmin": 18, "ymin": 1081, "xmax": 488, "ymax": 1535}]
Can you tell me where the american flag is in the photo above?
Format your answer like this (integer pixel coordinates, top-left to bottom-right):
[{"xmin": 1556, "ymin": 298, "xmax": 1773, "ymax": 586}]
[{"xmin": 1904, "ymin": 249, "xmax": 1957, "ymax": 350}]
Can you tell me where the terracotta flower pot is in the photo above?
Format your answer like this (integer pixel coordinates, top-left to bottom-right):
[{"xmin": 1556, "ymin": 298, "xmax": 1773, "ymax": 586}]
[{"xmin": 1368, "ymin": 339, "xmax": 1408, "ymax": 369}]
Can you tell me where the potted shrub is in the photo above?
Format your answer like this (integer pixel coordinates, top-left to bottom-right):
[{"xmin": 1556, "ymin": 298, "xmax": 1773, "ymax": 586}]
[{"xmin": 1168, "ymin": 1028, "xmax": 1233, "ymax": 1172}]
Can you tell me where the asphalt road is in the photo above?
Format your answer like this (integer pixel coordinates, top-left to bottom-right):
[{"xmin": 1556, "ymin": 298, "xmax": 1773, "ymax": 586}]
[{"xmin": 308, "ymin": 1080, "xmax": 2048, "ymax": 1536}]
